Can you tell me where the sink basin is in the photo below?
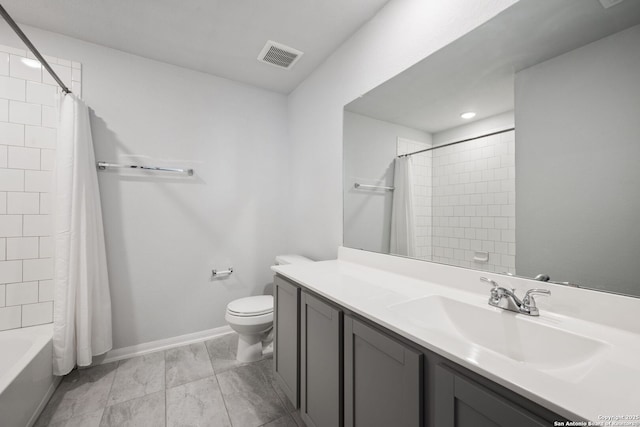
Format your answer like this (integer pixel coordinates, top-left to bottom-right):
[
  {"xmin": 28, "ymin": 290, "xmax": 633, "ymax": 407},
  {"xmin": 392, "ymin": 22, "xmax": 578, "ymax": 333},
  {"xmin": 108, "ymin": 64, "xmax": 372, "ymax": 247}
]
[{"xmin": 388, "ymin": 295, "xmax": 606, "ymax": 368}]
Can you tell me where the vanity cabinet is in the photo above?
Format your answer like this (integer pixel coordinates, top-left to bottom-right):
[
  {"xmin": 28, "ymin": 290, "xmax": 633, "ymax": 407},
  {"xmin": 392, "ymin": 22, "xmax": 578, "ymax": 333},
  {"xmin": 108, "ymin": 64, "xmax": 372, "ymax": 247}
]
[
  {"xmin": 434, "ymin": 365, "xmax": 549, "ymax": 427},
  {"xmin": 273, "ymin": 275, "xmax": 300, "ymax": 408},
  {"xmin": 300, "ymin": 292, "xmax": 343, "ymax": 427},
  {"xmin": 344, "ymin": 316, "xmax": 422, "ymax": 427},
  {"xmin": 273, "ymin": 274, "xmax": 566, "ymax": 427}
]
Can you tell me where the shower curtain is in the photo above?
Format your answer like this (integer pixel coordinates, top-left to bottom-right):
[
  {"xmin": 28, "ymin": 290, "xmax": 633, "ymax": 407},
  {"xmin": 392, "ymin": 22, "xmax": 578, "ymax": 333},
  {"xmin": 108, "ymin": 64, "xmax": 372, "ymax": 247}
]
[
  {"xmin": 390, "ymin": 156, "xmax": 417, "ymax": 257},
  {"xmin": 52, "ymin": 93, "xmax": 112, "ymax": 376}
]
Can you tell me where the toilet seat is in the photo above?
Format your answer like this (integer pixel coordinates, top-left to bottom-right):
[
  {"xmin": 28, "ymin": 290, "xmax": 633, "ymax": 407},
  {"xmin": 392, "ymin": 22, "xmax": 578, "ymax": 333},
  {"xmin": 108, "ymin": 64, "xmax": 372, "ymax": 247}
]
[
  {"xmin": 225, "ymin": 311, "xmax": 273, "ymax": 327},
  {"xmin": 226, "ymin": 295, "xmax": 273, "ymax": 317}
]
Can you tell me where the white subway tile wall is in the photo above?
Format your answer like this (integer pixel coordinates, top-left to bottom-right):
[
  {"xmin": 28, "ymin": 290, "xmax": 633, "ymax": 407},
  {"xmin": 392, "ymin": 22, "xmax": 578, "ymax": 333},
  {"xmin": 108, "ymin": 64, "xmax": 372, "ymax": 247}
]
[
  {"xmin": 431, "ymin": 131, "xmax": 516, "ymax": 274},
  {"xmin": 396, "ymin": 131, "xmax": 516, "ymax": 274},
  {"xmin": 0, "ymin": 145, "xmax": 7, "ymax": 167},
  {"xmin": 0, "ymin": 45, "xmax": 82, "ymax": 331},
  {"xmin": 0, "ymin": 100, "xmax": 7, "ymax": 121},
  {"xmin": 0, "ymin": 53, "xmax": 8, "ymax": 77},
  {"xmin": 7, "ymin": 237, "xmax": 39, "ymax": 259},
  {"xmin": 9, "ymin": 100, "xmax": 42, "ymax": 125},
  {"xmin": 0, "ymin": 121, "xmax": 25, "ymax": 145}
]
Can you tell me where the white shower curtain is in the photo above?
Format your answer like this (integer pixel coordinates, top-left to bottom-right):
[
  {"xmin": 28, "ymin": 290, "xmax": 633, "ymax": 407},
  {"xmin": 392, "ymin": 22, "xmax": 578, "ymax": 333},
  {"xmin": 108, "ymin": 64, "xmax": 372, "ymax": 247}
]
[
  {"xmin": 53, "ymin": 93, "xmax": 112, "ymax": 376},
  {"xmin": 390, "ymin": 156, "xmax": 417, "ymax": 257}
]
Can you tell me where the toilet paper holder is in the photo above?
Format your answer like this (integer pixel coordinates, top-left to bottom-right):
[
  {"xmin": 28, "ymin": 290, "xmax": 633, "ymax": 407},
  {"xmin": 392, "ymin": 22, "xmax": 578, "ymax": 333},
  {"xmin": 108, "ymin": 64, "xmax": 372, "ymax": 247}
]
[{"xmin": 212, "ymin": 267, "xmax": 233, "ymax": 278}]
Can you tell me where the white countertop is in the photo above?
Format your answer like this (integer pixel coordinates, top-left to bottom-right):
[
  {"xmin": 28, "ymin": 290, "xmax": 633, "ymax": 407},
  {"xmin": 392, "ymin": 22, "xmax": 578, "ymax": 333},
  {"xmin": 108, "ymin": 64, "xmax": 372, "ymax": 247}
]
[{"xmin": 272, "ymin": 247, "xmax": 640, "ymax": 423}]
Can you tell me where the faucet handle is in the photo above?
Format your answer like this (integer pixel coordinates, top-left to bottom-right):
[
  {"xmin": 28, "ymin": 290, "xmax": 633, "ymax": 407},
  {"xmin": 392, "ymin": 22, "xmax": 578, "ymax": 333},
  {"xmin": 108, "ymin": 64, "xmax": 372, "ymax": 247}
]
[
  {"xmin": 481, "ymin": 277, "xmax": 503, "ymax": 305},
  {"xmin": 523, "ymin": 288, "xmax": 551, "ymax": 300},
  {"xmin": 522, "ymin": 289, "xmax": 551, "ymax": 316},
  {"xmin": 480, "ymin": 277, "xmax": 499, "ymax": 288}
]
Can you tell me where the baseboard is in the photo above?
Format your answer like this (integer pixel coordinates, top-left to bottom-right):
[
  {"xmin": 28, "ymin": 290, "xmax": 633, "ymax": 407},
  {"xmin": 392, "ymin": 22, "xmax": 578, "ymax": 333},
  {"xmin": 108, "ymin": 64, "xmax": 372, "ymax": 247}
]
[
  {"xmin": 27, "ymin": 376, "xmax": 62, "ymax": 427},
  {"xmin": 98, "ymin": 325, "xmax": 234, "ymax": 365}
]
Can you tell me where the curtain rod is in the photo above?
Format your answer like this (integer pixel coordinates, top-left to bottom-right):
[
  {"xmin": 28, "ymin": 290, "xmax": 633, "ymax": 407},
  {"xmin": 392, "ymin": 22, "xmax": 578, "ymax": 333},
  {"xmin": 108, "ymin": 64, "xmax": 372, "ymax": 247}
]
[
  {"xmin": 0, "ymin": 4, "xmax": 71, "ymax": 94},
  {"xmin": 398, "ymin": 127, "xmax": 515, "ymax": 158}
]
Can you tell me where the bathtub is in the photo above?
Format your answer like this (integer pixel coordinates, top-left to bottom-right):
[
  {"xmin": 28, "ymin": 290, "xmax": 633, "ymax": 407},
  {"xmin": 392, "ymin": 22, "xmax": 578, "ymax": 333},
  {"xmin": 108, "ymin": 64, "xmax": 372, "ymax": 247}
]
[{"xmin": 0, "ymin": 325, "xmax": 61, "ymax": 427}]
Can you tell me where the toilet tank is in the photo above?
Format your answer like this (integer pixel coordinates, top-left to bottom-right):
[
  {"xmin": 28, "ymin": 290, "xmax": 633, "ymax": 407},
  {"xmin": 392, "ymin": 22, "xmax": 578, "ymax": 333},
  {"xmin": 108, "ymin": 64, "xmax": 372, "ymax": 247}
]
[{"xmin": 275, "ymin": 255, "xmax": 314, "ymax": 265}]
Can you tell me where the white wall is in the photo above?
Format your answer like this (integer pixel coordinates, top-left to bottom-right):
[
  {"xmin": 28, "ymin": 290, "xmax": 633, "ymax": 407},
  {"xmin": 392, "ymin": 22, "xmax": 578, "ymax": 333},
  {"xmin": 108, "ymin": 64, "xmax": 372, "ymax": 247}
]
[
  {"xmin": 287, "ymin": 0, "xmax": 519, "ymax": 261},
  {"xmin": 0, "ymin": 25, "xmax": 290, "ymax": 349},
  {"xmin": 343, "ymin": 111, "xmax": 429, "ymax": 254},
  {"xmin": 515, "ymin": 25, "xmax": 640, "ymax": 295}
]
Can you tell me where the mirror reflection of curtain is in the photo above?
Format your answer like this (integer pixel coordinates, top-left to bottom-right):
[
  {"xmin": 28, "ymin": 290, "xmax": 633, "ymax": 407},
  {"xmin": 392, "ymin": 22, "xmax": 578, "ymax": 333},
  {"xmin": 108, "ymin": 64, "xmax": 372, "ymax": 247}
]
[{"xmin": 390, "ymin": 157, "xmax": 416, "ymax": 257}]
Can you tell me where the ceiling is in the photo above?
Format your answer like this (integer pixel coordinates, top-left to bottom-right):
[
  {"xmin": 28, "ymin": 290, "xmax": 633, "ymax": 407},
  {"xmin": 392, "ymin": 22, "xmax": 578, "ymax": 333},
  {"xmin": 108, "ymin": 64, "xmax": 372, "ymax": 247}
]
[
  {"xmin": 345, "ymin": 0, "xmax": 640, "ymax": 134},
  {"xmin": 0, "ymin": 0, "xmax": 390, "ymax": 93}
]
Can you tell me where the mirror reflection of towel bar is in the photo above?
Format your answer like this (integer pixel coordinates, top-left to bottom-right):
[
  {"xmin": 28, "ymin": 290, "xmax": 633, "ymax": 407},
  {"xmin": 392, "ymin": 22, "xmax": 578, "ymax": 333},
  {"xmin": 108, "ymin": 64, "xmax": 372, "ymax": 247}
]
[{"xmin": 354, "ymin": 183, "xmax": 395, "ymax": 191}]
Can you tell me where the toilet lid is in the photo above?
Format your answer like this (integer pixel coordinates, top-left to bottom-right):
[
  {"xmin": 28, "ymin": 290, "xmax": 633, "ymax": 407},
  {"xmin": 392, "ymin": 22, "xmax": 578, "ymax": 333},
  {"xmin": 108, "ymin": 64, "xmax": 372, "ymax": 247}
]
[{"xmin": 227, "ymin": 295, "xmax": 273, "ymax": 316}]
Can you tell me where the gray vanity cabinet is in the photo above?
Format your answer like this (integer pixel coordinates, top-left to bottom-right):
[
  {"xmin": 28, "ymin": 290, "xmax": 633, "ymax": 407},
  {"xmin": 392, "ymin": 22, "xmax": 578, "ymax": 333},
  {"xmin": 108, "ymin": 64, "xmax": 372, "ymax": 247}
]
[
  {"xmin": 344, "ymin": 315, "xmax": 423, "ymax": 427},
  {"xmin": 434, "ymin": 365, "xmax": 549, "ymax": 427},
  {"xmin": 273, "ymin": 274, "xmax": 566, "ymax": 427},
  {"xmin": 300, "ymin": 292, "xmax": 343, "ymax": 427},
  {"xmin": 273, "ymin": 276, "xmax": 300, "ymax": 408}
]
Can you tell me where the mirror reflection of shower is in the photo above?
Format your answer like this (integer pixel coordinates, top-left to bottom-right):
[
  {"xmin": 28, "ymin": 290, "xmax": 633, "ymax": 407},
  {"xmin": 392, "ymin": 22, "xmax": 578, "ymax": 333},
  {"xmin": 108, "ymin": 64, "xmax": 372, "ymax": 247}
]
[
  {"xmin": 395, "ymin": 124, "xmax": 516, "ymax": 275},
  {"xmin": 344, "ymin": 111, "xmax": 515, "ymax": 275}
]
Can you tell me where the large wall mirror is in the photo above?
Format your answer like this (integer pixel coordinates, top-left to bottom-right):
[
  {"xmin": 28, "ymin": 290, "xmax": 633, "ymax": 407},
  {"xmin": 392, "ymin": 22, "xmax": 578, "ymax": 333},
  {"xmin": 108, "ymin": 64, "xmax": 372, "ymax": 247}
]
[{"xmin": 343, "ymin": 0, "xmax": 640, "ymax": 297}]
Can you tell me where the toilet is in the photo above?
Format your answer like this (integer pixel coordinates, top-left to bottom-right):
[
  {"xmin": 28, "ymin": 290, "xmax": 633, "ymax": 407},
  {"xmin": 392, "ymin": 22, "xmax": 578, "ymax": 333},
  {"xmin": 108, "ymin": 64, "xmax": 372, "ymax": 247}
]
[{"xmin": 225, "ymin": 255, "xmax": 313, "ymax": 362}]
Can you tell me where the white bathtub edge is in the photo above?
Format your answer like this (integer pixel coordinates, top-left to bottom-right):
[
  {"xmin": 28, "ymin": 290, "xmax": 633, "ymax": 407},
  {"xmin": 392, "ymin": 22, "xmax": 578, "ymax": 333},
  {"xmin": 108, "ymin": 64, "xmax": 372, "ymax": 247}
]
[
  {"xmin": 26, "ymin": 376, "xmax": 62, "ymax": 427},
  {"xmin": 0, "ymin": 324, "xmax": 53, "ymax": 396},
  {"xmin": 0, "ymin": 325, "xmax": 56, "ymax": 427},
  {"xmin": 98, "ymin": 325, "xmax": 233, "ymax": 365}
]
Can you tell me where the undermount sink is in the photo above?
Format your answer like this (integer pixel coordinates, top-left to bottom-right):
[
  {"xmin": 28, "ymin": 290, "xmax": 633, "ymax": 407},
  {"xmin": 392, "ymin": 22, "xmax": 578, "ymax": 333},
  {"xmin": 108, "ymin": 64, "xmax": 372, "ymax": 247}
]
[{"xmin": 388, "ymin": 295, "xmax": 607, "ymax": 368}]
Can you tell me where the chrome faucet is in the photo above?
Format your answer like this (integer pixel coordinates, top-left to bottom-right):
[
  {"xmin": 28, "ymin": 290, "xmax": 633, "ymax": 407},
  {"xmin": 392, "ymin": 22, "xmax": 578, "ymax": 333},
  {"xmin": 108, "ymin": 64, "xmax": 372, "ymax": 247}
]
[{"xmin": 480, "ymin": 277, "xmax": 550, "ymax": 316}]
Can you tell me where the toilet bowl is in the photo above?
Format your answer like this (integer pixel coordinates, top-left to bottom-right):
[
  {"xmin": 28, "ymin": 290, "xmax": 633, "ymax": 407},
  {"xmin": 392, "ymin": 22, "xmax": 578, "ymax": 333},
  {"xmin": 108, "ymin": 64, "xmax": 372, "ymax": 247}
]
[
  {"xmin": 225, "ymin": 255, "xmax": 313, "ymax": 362},
  {"xmin": 225, "ymin": 295, "xmax": 274, "ymax": 362}
]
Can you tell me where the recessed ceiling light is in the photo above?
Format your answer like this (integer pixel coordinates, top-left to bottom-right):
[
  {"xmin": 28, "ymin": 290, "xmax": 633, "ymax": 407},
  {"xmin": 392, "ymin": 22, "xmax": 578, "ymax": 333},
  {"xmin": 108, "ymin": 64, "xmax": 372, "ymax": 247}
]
[
  {"xmin": 460, "ymin": 112, "xmax": 476, "ymax": 119},
  {"xmin": 21, "ymin": 58, "xmax": 41, "ymax": 69}
]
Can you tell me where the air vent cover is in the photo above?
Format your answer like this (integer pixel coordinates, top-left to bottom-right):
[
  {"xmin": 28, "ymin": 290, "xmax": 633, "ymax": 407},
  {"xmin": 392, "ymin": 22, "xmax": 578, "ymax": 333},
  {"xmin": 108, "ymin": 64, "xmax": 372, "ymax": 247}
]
[{"xmin": 258, "ymin": 40, "xmax": 303, "ymax": 69}]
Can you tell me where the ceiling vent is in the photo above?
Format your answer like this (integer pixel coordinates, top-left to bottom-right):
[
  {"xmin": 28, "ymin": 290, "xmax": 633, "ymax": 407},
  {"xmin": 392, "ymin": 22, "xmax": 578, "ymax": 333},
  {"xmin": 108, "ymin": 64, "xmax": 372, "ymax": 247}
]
[{"xmin": 257, "ymin": 40, "xmax": 303, "ymax": 70}]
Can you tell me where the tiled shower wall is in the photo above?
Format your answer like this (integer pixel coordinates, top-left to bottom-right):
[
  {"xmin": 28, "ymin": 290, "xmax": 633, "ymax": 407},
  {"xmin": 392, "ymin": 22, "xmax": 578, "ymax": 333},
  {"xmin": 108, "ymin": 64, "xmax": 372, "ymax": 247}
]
[
  {"xmin": 0, "ymin": 43, "xmax": 81, "ymax": 331},
  {"xmin": 430, "ymin": 130, "xmax": 516, "ymax": 273},
  {"xmin": 397, "ymin": 138, "xmax": 432, "ymax": 261}
]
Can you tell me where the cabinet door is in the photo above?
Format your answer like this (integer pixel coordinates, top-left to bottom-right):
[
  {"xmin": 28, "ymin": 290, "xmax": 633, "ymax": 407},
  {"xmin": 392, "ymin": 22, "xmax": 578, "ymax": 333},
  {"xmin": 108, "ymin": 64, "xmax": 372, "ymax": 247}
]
[
  {"xmin": 434, "ymin": 365, "xmax": 548, "ymax": 427},
  {"xmin": 301, "ymin": 292, "xmax": 343, "ymax": 427},
  {"xmin": 273, "ymin": 276, "xmax": 300, "ymax": 408},
  {"xmin": 344, "ymin": 316, "xmax": 422, "ymax": 427}
]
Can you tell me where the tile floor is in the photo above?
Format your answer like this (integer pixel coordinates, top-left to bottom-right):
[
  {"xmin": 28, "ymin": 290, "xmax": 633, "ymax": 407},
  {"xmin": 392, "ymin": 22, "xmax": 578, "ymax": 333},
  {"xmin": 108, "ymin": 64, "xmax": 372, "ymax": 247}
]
[{"xmin": 35, "ymin": 333, "xmax": 305, "ymax": 427}]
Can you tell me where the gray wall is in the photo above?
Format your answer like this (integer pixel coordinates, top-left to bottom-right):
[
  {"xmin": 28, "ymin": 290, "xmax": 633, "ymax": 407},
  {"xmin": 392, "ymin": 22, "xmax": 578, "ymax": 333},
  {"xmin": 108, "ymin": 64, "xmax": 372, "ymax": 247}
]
[
  {"xmin": 515, "ymin": 25, "xmax": 640, "ymax": 295},
  {"xmin": 343, "ymin": 111, "xmax": 430, "ymax": 253}
]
